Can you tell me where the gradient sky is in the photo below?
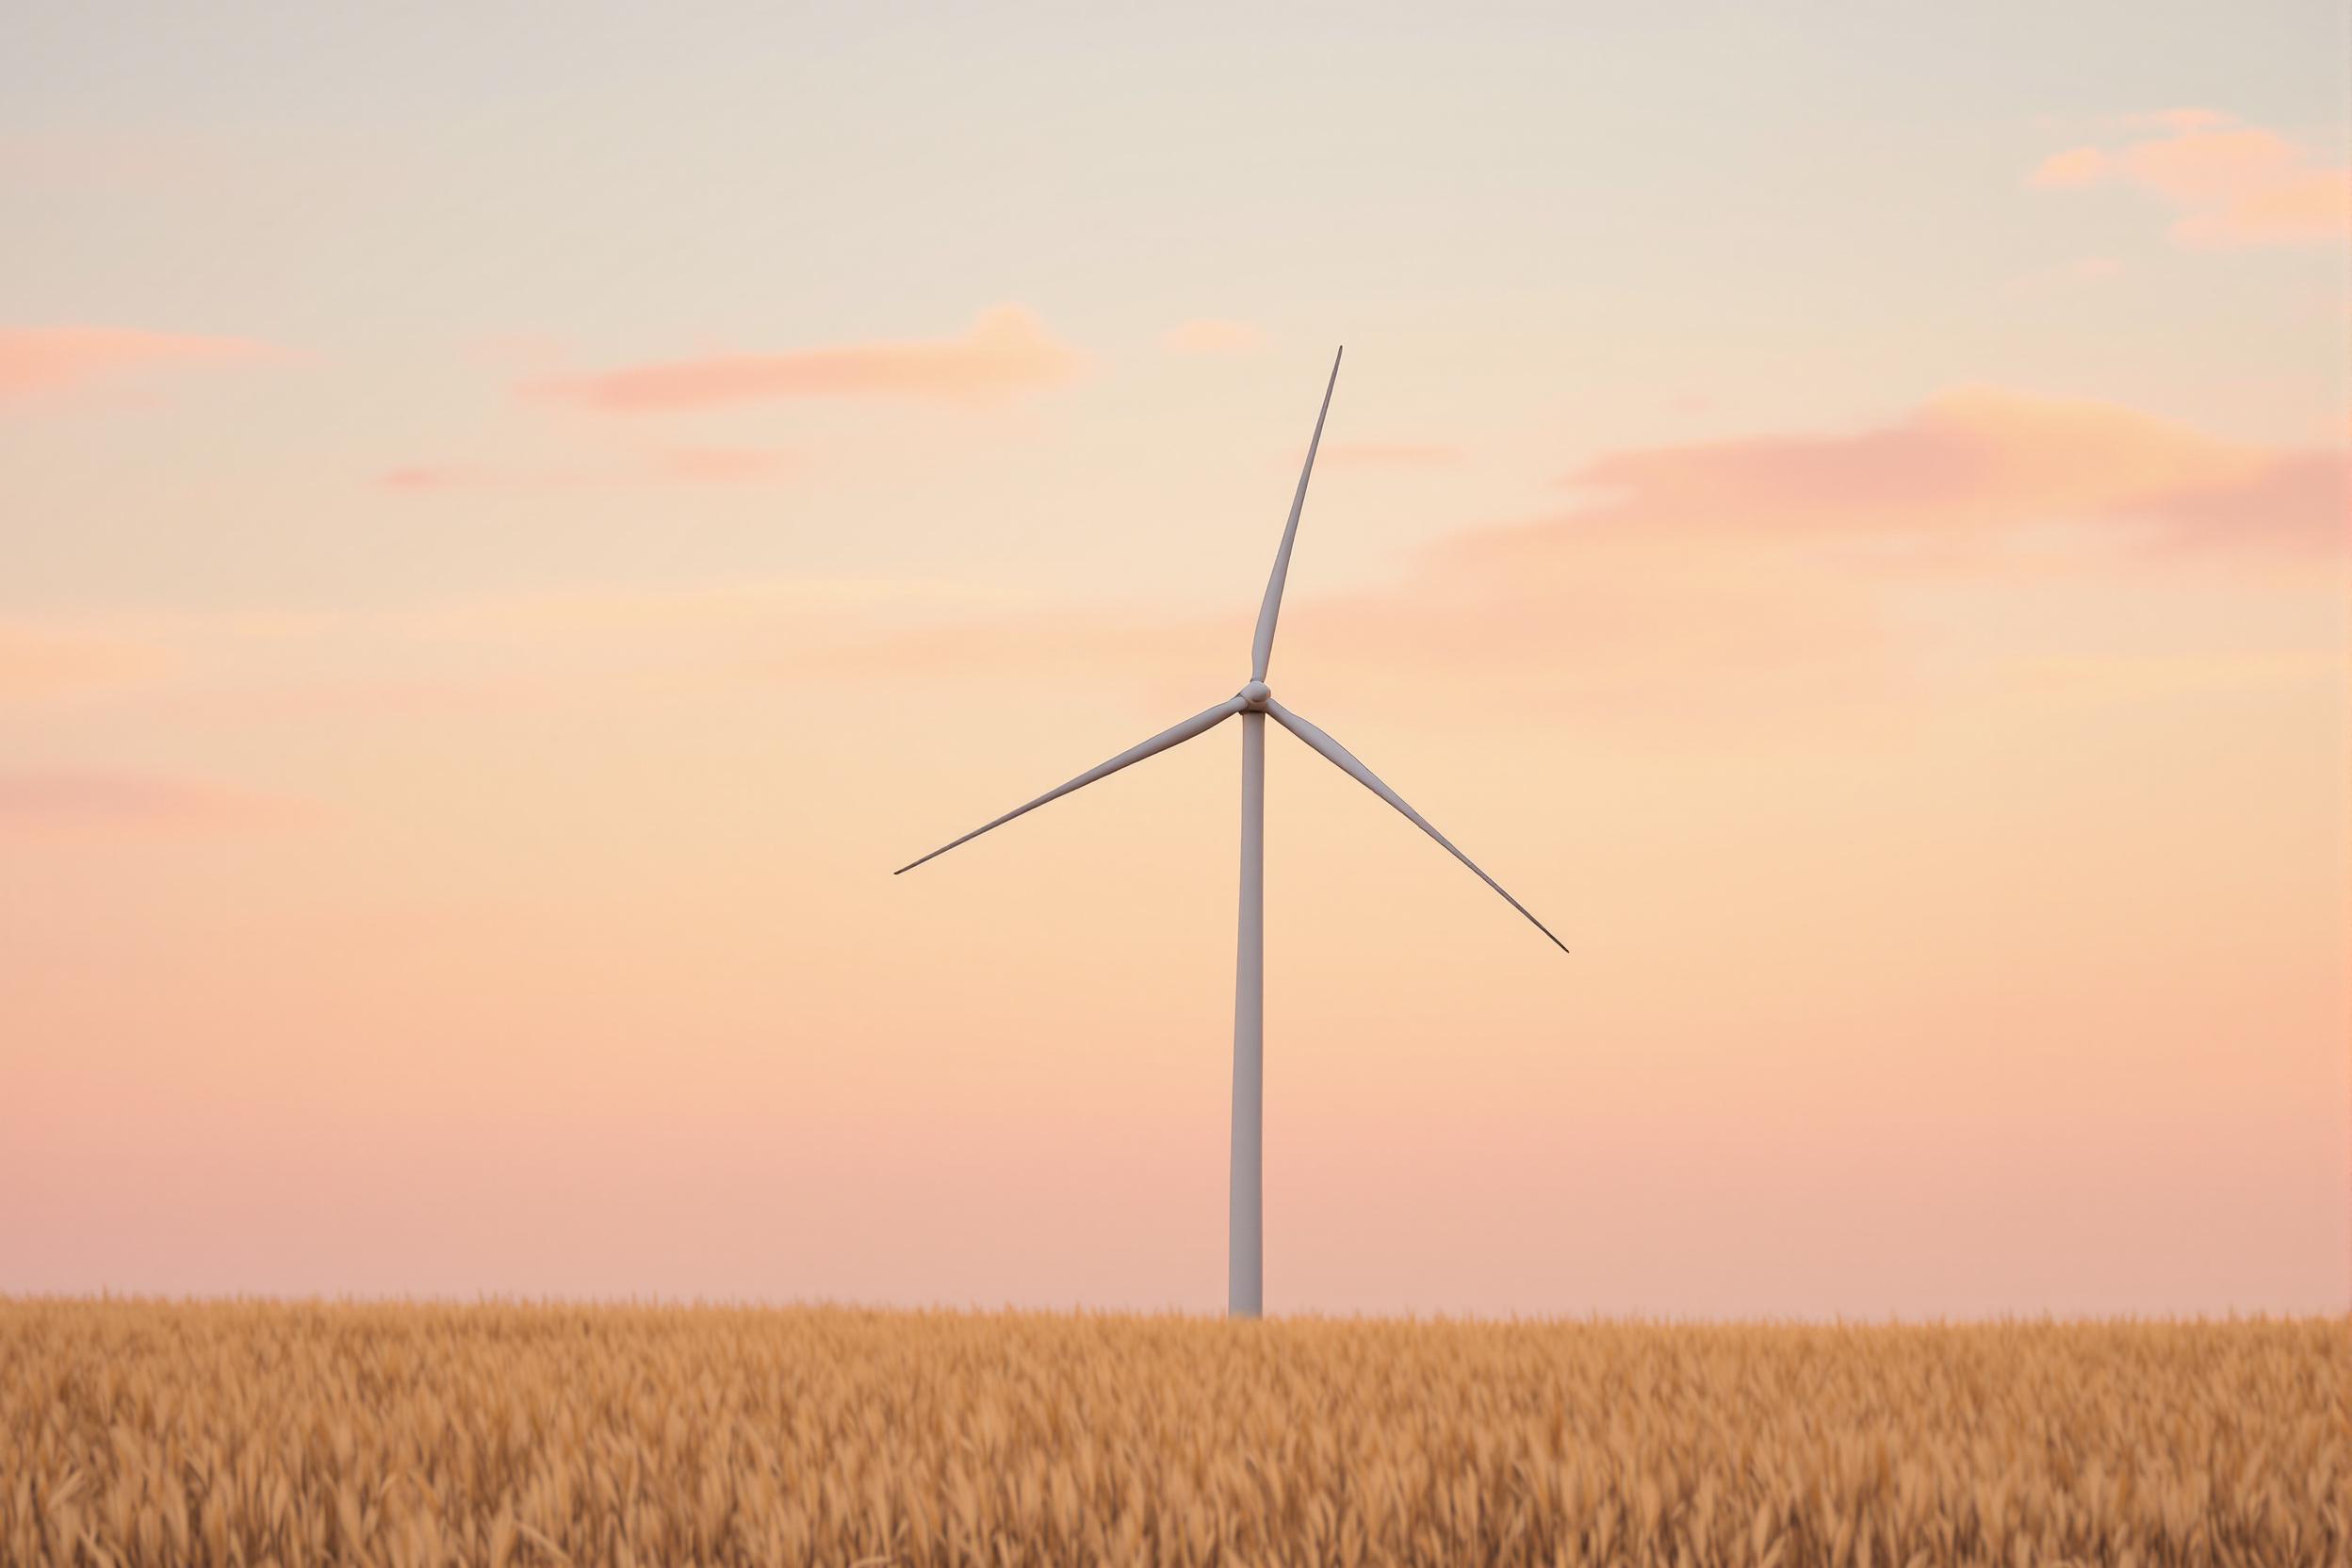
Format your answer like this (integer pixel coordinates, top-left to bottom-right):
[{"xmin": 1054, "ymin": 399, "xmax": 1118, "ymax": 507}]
[{"xmin": 4, "ymin": 1, "xmax": 2346, "ymax": 1317}]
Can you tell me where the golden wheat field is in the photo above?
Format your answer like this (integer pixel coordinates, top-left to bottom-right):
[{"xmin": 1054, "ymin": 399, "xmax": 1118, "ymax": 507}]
[{"xmin": 0, "ymin": 1299, "xmax": 2344, "ymax": 1568}]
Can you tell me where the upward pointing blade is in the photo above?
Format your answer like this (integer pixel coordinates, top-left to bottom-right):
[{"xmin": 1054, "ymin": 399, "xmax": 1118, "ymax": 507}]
[
  {"xmin": 894, "ymin": 695, "xmax": 1248, "ymax": 875},
  {"xmin": 1250, "ymin": 348, "xmax": 1344, "ymax": 682},
  {"xmin": 1266, "ymin": 697, "xmax": 1568, "ymax": 953}
]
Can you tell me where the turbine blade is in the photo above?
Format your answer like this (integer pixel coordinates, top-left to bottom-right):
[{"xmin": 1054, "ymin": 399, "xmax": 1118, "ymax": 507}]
[
  {"xmin": 1249, "ymin": 348, "xmax": 1344, "ymax": 682},
  {"xmin": 895, "ymin": 695, "xmax": 1248, "ymax": 875},
  {"xmin": 1266, "ymin": 698, "xmax": 1567, "ymax": 953}
]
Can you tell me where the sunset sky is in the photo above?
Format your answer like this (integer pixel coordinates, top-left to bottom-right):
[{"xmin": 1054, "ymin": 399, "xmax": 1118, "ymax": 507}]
[{"xmin": 4, "ymin": 2, "xmax": 2345, "ymax": 1317}]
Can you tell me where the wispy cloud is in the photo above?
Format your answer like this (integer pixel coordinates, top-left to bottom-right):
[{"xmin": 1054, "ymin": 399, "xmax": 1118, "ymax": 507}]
[
  {"xmin": 2028, "ymin": 111, "xmax": 2350, "ymax": 247},
  {"xmin": 0, "ymin": 327, "xmax": 277, "ymax": 404},
  {"xmin": 2129, "ymin": 449, "xmax": 2347, "ymax": 558},
  {"xmin": 524, "ymin": 306, "xmax": 1080, "ymax": 412},
  {"xmin": 1162, "ymin": 318, "xmax": 1263, "ymax": 355},
  {"xmin": 1544, "ymin": 387, "xmax": 2338, "ymax": 556}
]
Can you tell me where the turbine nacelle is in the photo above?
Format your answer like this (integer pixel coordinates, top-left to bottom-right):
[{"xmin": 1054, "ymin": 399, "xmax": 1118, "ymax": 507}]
[{"xmin": 1238, "ymin": 681, "xmax": 1273, "ymax": 710}]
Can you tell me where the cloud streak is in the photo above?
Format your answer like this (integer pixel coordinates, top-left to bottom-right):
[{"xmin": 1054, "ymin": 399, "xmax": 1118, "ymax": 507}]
[
  {"xmin": 2029, "ymin": 111, "xmax": 2350, "ymax": 247},
  {"xmin": 1542, "ymin": 388, "xmax": 2339, "ymax": 557},
  {"xmin": 0, "ymin": 327, "xmax": 276, "ymax": 404},
  {"xmin": 524, "ymin": 307, "xmax": 1080, "ymax": 412}
]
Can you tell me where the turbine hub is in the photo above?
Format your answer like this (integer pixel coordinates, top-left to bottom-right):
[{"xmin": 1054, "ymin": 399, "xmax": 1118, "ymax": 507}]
[{"xmin": 1240, "ymin": 681, "xmax": 1272, "ymax": 710}]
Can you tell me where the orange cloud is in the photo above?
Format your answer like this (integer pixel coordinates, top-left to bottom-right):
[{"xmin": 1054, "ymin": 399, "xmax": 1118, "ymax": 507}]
[
  {"xmin": 525, "ymin": 306, "xmax": 1079, "ymax": 412},
  {"xmin": 2028, "ymin": 113, "xmax": 2350, "ymax": 247},
  {"xmin": 0, "ymin": 768, "xmax": 294, "ymax": 832},
  {"xmin": 2028, "ymin": 146, "xmax": 2109, "ymax": 189},
  {"xmin": 0, "ymin": 327, "xmax": 275, "ymax": 403},
  {"xmin": 1162, "ymin": 318, "xmax": 1263, "ymax": 355},
  {"xmin": 1546, "ymin": 388, "xmax": 2337, "ymax": 555}
]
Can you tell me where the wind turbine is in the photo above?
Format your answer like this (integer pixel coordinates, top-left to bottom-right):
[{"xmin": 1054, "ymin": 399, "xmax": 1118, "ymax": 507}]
[{"xmin": 895, "ymin": 349, "xmax": 1564, "ymax": 1318}]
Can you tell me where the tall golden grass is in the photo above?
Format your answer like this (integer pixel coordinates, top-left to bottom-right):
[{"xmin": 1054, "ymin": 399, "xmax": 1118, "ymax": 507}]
[{"xmin": 1, "ymin": 1299, "xmax": 2343, "ymax": 1567}]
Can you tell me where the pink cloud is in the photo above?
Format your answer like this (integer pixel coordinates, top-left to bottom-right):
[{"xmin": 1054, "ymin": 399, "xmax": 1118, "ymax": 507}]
[
  {"xmin": 0, "ymin": 768, "xmax": 295, "ymax": 833},
  {"xmin": 2029, "ymin": 113, "xmax": 2350, "ymax": 247},
  {"xmin": 0, "ymin": 327, "xmax": 276, "ymax": 403},
  {"xmin": 524, "ymin": 306, "xmax": 1079, "ymax": 412},
  {"xmin": 1162, "ymin": 318, "xmax": 1263, "ymax": 355},
  {"xmin": 1546, "ymin": 388, "xmax": 2335, "ymax": 554},
  {"xmin": 2133, "ymin": 449, "xmax": 2347, "ymax": 557}
]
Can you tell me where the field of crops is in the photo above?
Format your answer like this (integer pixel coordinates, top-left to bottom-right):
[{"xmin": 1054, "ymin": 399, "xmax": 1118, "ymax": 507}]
[{"xmin": 1, "ymin": 1299, "xmax": 2342, "ymax": 1567}]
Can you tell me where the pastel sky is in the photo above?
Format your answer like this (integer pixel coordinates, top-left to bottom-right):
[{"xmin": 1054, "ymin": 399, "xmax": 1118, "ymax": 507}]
[{"xmin": 3, "ymin": 2, "xmax": 2345, "ymax": 1318}]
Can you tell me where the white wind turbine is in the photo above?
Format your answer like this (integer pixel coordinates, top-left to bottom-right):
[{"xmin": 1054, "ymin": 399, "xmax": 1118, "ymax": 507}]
[{"xmin": 896, "ymin": 349, "xmax": 1565, "ymax": 1318}]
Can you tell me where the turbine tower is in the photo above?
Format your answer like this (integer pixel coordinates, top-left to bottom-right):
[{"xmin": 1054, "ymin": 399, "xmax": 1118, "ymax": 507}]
[{"xmin": 896, "ymin": 349, "xmax": 1565, "ymax": 1317}]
